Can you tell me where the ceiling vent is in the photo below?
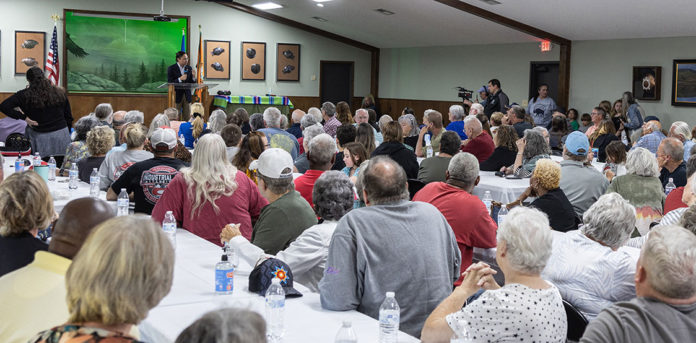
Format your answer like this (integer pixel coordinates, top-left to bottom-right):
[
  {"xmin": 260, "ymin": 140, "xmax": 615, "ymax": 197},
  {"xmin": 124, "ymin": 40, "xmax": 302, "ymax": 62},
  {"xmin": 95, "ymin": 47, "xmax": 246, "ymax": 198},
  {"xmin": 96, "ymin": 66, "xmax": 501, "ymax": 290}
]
[
  {"xmin": 312, "ymin": 16, "xmax": 328, "ymax": 22},
  {"xmin": 374, "ymin": 8, "xmax": 395, "ymax": 15},
  {"xmin": 479, "ymin": 0, "xmax": 502, "ymax": 5}
]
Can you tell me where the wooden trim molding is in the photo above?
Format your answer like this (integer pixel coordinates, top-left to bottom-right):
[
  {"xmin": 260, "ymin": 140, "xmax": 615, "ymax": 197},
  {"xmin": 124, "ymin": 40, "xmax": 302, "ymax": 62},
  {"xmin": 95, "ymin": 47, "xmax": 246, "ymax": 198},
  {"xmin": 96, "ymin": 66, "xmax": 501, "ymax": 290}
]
[{"xmin": 558, "ymin": 43, "xmax": 571, "ymax": 109}]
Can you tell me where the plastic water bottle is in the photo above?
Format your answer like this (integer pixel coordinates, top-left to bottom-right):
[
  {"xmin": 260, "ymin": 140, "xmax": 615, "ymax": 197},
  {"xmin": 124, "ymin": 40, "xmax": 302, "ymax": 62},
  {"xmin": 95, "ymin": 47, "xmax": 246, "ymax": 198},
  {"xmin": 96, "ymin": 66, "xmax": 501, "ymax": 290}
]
[
  {"xmin": 497, "ymin": 205, "xmax": 508, "ymax": 226},
  {"xmin": 47, "ymin": 156, "xmax": 56, "ymax": 181},
  {"xmin": 32, "ymin": 152, "xmax": 41, "ymax": 167},
  {"xmin": 89, "ymin": 168, "xmax": 100, "ymax": 198},
  {"xmin": 379, "ymin": 292, "xmax": 400, "ymax": 343},
  {"xmin": 223, "ymin": 241, "xmax": 239, "ymax": 268},
  {"xmin": 117, "ymin": 188, "xmax": 129, "ymax": 216},
  {"xmin": 665, "ymin": 178, "xmax": 676, "ymax": 195},
  {"xmin": 481, "ymin": 191, "xmax": 493, "ymax": 215},
  {"xmin": 179, "ymin": 134, "xmax": 186, "ymax": 146},
  {"xmin": 265, "ymin": 277, "xmax": 285, "ymax": 342},
  {"xmin": 215, "ymin": 254, "xmax": 234, "ymax": 294},
  {"xmin": 162, "ymin": 211, "xmax": 177, "ymax": 249},
  {"xmin": 424, "ymin": 134, "xmax": 433, "ymax": 158},
  {"xmin": 68, "ymin": 164, "xmax": 79, "ymax": 190},
  {"xmin": 335, "ymin": 321, "xmax": 358, "ymax": 343}
]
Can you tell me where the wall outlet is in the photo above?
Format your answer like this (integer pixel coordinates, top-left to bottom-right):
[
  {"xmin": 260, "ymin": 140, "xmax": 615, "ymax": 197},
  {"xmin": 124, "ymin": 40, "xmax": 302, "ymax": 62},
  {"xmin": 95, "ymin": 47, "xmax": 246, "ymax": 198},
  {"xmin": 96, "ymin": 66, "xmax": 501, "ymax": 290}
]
[{"xmin": 311, "ymin": 74, "xmax": 317, "ymax": 81}]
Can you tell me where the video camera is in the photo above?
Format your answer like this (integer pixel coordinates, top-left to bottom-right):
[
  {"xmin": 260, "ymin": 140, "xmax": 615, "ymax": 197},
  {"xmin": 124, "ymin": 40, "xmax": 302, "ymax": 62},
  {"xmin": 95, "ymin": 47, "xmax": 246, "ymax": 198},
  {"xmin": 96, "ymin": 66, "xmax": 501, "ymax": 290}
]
[{"xmin": 456, "ymin": 87, "xmax": 473, "ymax": 101}]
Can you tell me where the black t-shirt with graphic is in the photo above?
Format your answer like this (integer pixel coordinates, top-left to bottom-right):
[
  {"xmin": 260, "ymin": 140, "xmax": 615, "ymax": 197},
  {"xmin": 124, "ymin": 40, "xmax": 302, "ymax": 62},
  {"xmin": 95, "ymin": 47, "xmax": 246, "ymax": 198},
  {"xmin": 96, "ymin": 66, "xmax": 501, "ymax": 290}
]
[{"xmin": 110, "ymin": 157, "xmax": 187, "ymax": 214}]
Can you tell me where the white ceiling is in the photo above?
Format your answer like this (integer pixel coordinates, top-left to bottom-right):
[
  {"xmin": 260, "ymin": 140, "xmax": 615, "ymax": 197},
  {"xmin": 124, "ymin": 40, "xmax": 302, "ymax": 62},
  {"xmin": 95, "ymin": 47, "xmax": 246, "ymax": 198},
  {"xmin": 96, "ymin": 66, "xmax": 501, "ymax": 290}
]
[{"xmin": 232, "ymin": 0, "xmax": 696, "ymax": 48}]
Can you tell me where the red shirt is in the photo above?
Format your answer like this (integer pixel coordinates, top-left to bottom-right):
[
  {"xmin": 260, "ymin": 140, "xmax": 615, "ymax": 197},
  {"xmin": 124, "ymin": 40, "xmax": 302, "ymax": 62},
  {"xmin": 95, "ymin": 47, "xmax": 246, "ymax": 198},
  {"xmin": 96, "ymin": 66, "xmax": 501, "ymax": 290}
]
[
  {"xmin": 294, "ymin": 169, "xmax": 325, "ymax": 207},
  {"xmin": 412, "ymin": 182, "xmax": 498, "ymax": 284},
  {"xmin": 461, "ymin": 131, "xmax": 495, "ymax": 162},
  {"xmin": 665, "ymin": 186, "xmax": 687, "ymax": 214},
  {"xmin": 152, "ymin": 170, "xmax": 269, "ymax": 245}
]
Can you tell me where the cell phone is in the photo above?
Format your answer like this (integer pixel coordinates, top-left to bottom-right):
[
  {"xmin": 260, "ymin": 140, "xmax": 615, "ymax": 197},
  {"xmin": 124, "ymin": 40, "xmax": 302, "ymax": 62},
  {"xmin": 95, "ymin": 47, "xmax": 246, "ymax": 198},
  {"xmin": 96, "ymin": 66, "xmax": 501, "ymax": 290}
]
[
  {"xmin": 505, "ymin": 174, "xmax": 522, "ymax": 180},
  {"xmin": 494, "ymin": 171, "xmax": 505, "ymax": 177}
]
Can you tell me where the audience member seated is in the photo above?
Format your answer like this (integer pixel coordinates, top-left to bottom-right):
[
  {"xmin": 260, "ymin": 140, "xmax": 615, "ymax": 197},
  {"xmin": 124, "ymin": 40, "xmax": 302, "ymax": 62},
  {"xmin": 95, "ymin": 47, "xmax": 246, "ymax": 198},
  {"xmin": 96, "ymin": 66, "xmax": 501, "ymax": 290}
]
[
  {"xmin": 460, "ymin": 116, "xmax": 495, "ymax": 162},
  {"xmin": 664, "ymin": 155, "xmax": 696, "ymax": 214},
  {"xmin": 60, "ymin": 116, "xmax": 98, "ymax": 176},
  {"xmin": 502, "ymin": 129, "xmax": 550, "ymax": 178},
  {"xmin": 29, "ymin": 215, "xmax": 173, "ymax": 342},
  {"xmin": 179, "ymin": 104, "xmax": 207, "ymax": 148},
  {"xmin": 549, "ymin": 115, "xmax": 568, "ymax": 152},
  {"xmin": 560, "ymin": 131, "xmax": 609, "ymax": 217},
  {"xmin": 416, "ymin": 110, "xmax": 446, "ymax": 157},
  {"xmin": 108, "ymin": 128, "xmax": 186, "ymax": 215},
  {"xmin": 98, "ymin": 123, "xmax": 153, "ymax": 190},
  {"xmin": 231, "ymin": 107, "xmax": 251, "ymax": 134},
  {"xmin": 354, "ymin": 109, "xmax": 383, "ymax": 144},
  {"xmin": 480, "ymin": 124, "xmax": 518, "ymax": 172},
  {"xmin": 658, "ymin": 137, "xmax": 686, "ymax": 188},
  {"xmin": 567, "ymin": 108, "xmax": 580, "ymax": 131},
  {"xmin": 321, "ymin": 102, "xmax": 341, "ymax": 137},
  {"xmin": 220, "ymin": 123, "xmax": 242, "ymax": 162},
  {"xmin": 124, "ymin": 110, "xmax": 144, "ymax": 124},
  {"xmin": 232, "ymin": 131, "xmax": 267, "ymax": 184},
  {"xmin": 508, "ymin": 159, "xmax": 579, "ymax": 232},
  {"xmin": 174, "ymin": 308, "xmax": 266, "ymax": 343},
  {"xmin": 92, "ymin": 103, "xmax": 113, "ymax": 127},
  {"xmin": 420, "ymin": 207, "xmax": 566, "ymax": 343},
  {"xmin": 507, "ymin": 105, "xmax": 532, "ymax": 138},
  {"xmin": 207, "ymin": 109, "xmax": 227, "ymax": 135},
  {"xmin": 669, "ymin": 121, "xmax": 695, "ymax": 162},
  {"xmin": 248, "ymin": 112, "xmax": 265, "ymax": 132},
  {"xmin": 293, "ymin": 124, "xmax": 324, "ymax": 174},
  {"xmin": 146, "ymin": 113, "xmax": 191, "ymax": 163},
  {"xmin": 259, "ymin": 107, "xmax": 300, "ymax": 159},
  {"xmin": 356, "ymin": 122, "xmax": 376, "ymax": 156},
  {"xmin": 445, "ymin": 105, "xmax": 467, "ymax": 140},
  {"xmin": 632, "ymin": 120, "xmax": 665, "ymax": 155},
  {"xmin": 286, "ymin": 109, "xmax": 304, "ymax": 139},
  {"xmin": 661, "ymin": 173, "xmax": 696, "ymax": 226},
  {"xmin": 578, "ymin": 112, "xmax": 592, "ymax": 133},
  {"xmin": 591, "ymin": 120, "xmax": 620, "ymax": 162},
  {"xmin": 378, "ymin": 114, "xmax": 393, "ymax": 133},
  {"xmin": 679, "ymin": 205, "xmax": 696, "ymax": 234},
  {"xmin": 0, "ymin": 172, "xmax": 52, "ymax": 277},
  {"xmin": 542, "ymin": 193, "xmax": 639, "ymax": 320},
  {"xmin": 0, "ymin": 198, "xmax": 114, "ymax": 343},
  {"xmin": 581, "ymin": 225, "xmax": 696, "ymax": 342},
  {"xmin": 164, "ymin": 107, "xmax": 182, "ymax": 134},
  {"xmin": 297, "ymin": 110, "xmax": 320, "ymax": 155},
  {"xmin": 584, "ymin": 107, "xmax": 606, "ymax": 138},
  {"xmin": 153, "ymin": 134, "xmax": 268, "ymax": 244},
  {"xmin": 320, "ymin": 155, "xmax": 460, "ymax": 338},
  {"xmin": 295, "ymin": 133, "xmax": 336, "ymax": 206},
  {"xmin": 476, "ymin": 112, "xmax": 492, "ymax": 137},
  {"xmin": 367, "ymin": 108, "xmax": 381, "ymax": 132},
  {"xmin": 489, "ymin": 111, "xmax": 503, "ymax": 137},
  {"xmin": 336, "ymin": 101, "xmax": 354, "ymax": 126},
  {"xmin": 77, "ymin": 126, "xmax": 114, "ymax": 183},
  {"xmin": 341, "ymin": 142, "xmax": 368, "ymax": 183},
  {"xmin": 398, "ymin": 113, "xmax": 420, "ymax": 151},
  {"xmin": 332, "ymin": 124, "xmax": 356, "ymax": 171},
  {"xmin": 418, "ymin": 131, "xmax": 461, "ymax": 184},
  {"xmin": 248, "ymin": 148, "xmax": 317, "ymax": 255},
  {"xmin": 603, "ymin": 140, "xmax": 628, "ymax": 182},
  {"xmin": 606, "ymin": 147, "xmax": 665, "ymax": 235},
  {"xmin": 0, "ymin": 117, "xmax": 27, "ymax": 142},
  {"xmin": 372, "ymin": 121, "xmax": 419, "ymax": 179},
  {"xmin": 413, "ymin": 152, "xmax": 496, "ymax": 284},
  {"xmin": 222, "ymin": 171, "xmax": 353, "ymax": 292}
]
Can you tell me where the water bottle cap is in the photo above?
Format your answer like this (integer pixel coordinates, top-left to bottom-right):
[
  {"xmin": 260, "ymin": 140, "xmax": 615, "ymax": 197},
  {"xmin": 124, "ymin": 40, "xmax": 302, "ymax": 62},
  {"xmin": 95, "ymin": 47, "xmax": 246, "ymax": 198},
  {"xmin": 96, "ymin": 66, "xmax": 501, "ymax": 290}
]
[
  {"xmin": 271, "ymin": 277, "xmax": 281, "ymax": 284},
  {"xmin": 386, "ymin": 291, "xmax": 395, "ymax": 298},
  {"xmin": 93, "ymin": 168, "xmax": 97, "ymax": 171},
  {"xmin": 166, "ymin": 210, "xmax": 173, "ymax": 215},
  {"xmin": 669, "ymin": 178, "xmax": 674, "ymax": 182},
  {"xmin": 342, "ymin": 321, "xmax": 352, "ymax": 327},
  {"xmin": 221, "ymin": 254, "xmax": 228, "ymax": 261},
  {"xmin": 121, "ymin": 188, "xmax": 127, "ymax": 192}
]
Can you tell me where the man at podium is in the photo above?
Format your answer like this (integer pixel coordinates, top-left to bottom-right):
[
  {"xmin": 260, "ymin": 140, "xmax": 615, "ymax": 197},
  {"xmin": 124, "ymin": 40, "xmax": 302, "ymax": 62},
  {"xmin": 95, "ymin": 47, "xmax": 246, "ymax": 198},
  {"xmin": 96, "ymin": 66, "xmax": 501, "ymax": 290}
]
[{"xmin": 167, "ymin": 51, "xmax": 196, "ymax": 121}]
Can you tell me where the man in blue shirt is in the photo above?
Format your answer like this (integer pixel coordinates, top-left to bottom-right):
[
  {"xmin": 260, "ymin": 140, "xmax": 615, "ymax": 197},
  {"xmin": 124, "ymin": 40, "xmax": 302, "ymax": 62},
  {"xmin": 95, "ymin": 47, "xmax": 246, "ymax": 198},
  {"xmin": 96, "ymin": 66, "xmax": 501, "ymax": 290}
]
[{"xmin": 632, "ymin": 120, "xmax": 665, "ymax": 155}]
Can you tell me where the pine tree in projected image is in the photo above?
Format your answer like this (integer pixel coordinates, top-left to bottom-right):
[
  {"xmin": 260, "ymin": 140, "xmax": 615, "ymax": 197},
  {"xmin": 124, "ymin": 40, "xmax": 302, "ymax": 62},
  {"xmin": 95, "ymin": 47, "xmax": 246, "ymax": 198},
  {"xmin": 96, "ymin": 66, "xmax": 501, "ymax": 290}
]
[{"xmin": 137, "ymin": 62, "xmax": 149, "ymax": 88}]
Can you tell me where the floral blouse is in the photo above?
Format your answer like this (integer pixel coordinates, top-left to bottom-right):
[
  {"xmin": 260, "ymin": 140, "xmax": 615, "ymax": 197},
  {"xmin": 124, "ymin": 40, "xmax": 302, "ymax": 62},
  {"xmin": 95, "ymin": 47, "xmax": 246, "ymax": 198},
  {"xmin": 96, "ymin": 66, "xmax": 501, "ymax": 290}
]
[
  {"xmin": 60, "ymin": 141, "xmax": 89, "ymax": 175},
  {"xmin": 30, "ymin": 324, "xmax": 142, "ymax": 343}
]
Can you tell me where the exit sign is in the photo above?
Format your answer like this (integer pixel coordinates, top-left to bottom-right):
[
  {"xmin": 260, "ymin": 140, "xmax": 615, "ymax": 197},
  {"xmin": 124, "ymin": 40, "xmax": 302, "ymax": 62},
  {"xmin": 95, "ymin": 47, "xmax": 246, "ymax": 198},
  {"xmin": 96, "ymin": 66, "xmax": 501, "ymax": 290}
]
[{"xmin": 540, "ymin": 40, "xmax": 552, "ymax": 52}]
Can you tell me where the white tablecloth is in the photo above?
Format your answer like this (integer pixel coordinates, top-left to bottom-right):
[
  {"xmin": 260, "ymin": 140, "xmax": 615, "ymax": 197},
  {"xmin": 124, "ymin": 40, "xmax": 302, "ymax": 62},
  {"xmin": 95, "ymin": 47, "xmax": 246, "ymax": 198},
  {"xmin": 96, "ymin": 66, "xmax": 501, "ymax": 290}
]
[{"xmin": 473, "ymin": 171, "xmax": 529, "ymax": 204}]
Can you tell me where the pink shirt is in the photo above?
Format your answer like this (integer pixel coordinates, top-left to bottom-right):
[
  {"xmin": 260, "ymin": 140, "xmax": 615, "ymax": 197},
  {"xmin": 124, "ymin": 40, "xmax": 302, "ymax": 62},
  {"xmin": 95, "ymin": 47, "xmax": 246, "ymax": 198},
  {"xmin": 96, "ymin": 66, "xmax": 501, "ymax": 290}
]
[
  {"xmin": 152, "ymin": 170, "xmax": 269, "ymax": 245},
  {"xmin": 170, "ymin": 120, "xmax": 183, "ymax": 135}
]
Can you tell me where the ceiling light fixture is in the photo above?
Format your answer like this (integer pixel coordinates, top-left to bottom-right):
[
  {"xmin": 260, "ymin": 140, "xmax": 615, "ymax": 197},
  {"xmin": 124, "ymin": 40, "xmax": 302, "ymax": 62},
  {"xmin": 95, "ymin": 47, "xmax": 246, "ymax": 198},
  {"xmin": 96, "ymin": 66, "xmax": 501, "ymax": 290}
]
[
  {"xmin": 375, "ymin": 8, "xmax": 395, "ymax": 15},
  {"xmin": 316, "ymin": 3, "xmax": 324, "ymax": 7},
  {"xmin": 312, "ymin": 16, "xmax": 328, "ymax": 22},
  {"xmin": 313, "ymin": 0, "xmax": 332, "ymax": 2},
  {"xmin": 252, "ymin": 2, "xmax": 283, "ymax": 10},
  {"xmin": 478, "ymin": 0, "xmax": 502, "ymax": 5}
]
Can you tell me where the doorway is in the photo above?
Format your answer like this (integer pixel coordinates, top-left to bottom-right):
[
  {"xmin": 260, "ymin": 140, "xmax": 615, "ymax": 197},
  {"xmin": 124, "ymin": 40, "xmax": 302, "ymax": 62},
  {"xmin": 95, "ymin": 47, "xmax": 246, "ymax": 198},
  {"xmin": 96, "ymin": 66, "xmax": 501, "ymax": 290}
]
[
  {"xmin": 320, "ymin": 61, "xmax": 354, "ymax": 105},
  {"xmin": 529, "ymin": 61, "xmax": 559, "ymax": 106}
]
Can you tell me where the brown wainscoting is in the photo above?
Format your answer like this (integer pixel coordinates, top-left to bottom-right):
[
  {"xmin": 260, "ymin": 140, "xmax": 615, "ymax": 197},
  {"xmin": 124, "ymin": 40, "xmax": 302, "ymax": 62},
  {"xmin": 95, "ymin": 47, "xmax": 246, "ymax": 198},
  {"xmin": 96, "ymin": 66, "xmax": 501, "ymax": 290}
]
[
  {"xmin": 377, "ymin": 97, "xmax": 462, "ymax": 125},
  {"xmin": 286, "ymin": 97, "xmax": 363, "ymax": 114}
]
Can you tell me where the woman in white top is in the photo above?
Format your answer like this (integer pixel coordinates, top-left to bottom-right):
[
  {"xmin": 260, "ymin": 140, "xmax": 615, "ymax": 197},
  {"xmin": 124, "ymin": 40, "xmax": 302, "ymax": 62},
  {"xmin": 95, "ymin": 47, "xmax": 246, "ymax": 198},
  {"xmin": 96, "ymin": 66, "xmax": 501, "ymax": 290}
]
[
  {"xmin": 221, "ymin": 171, "xmax": 354, "ymax": 292},
  {"xmin": 421, "ymin": 207, "xmax": 567, "ymax": 343}
]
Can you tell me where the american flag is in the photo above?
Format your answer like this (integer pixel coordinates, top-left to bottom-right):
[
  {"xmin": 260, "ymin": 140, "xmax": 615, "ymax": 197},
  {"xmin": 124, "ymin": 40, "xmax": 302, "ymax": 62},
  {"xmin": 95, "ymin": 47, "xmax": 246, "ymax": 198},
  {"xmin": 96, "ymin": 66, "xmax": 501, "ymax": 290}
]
[{"xmin": 45, "ymin": 24, "xmax": 59, "ymax": 85}]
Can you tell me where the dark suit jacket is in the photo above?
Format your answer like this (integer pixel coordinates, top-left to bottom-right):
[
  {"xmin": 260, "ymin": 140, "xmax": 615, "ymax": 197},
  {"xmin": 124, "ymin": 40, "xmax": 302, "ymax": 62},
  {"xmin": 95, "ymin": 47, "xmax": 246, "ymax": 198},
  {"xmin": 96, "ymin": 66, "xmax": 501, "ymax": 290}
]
[{"xmin": 167, "ymin": 63, "xmax": 195, "ymax": 103}]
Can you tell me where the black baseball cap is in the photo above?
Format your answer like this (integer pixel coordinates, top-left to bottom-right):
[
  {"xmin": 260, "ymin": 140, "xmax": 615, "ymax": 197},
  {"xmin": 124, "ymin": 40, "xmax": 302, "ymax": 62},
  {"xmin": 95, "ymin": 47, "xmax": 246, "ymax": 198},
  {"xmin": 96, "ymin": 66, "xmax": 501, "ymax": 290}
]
[{"xmin": 248, "ymin": 258, "xmax": 302, "ymax": 298}]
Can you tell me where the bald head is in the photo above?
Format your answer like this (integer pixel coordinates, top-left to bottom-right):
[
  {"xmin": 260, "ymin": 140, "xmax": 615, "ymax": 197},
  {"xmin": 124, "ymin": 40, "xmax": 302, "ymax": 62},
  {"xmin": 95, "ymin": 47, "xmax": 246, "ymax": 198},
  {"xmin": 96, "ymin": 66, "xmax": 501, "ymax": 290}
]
[
  {"xmin": 49, "ymin": 198, "xmax": 116, "ymax": 259},
  {"xmin": 112, "ymin": 110, "xmax": 127, "ymax": 128},
  {"xmin": 291, "ymin": 109, "xmax": 305, "ymax": 124},
  {"xmin": 362, "ymin": 155, "xmax": 408, "ymax": 205}
]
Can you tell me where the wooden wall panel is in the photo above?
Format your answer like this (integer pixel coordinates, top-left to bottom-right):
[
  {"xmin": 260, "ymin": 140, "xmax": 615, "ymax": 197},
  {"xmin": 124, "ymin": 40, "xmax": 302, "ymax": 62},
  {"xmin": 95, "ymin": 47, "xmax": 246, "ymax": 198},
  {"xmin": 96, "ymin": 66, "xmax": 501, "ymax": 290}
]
[{"xmin": 377, "ymin": 98, "xmax": 461, "ymax": 125}]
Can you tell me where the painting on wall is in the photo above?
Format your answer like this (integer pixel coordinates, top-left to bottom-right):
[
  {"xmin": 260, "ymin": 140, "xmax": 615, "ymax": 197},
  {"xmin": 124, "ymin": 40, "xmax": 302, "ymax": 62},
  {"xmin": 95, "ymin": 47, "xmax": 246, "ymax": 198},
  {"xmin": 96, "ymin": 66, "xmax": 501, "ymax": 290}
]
[
  {"xmin": 632, "ymin": 66, "xmax": 661, "ymax": 101},
  {"xmin": 672, "ymin": 59, "xmax": 696, "ymax": 107},
  {"xmin": 204, "ymin": 40, "xmax": 230, "ymax": 80},
  {"xmin": 277, "ymin": 43, "xmax": 300, "ymax": 81},
  {"xmin": 15, "ymin": 31, "xmax": 45, "ymax": 75},
  {"xmin": 241, "ymin": 42, "xmax": 265, "ymax": 80}
]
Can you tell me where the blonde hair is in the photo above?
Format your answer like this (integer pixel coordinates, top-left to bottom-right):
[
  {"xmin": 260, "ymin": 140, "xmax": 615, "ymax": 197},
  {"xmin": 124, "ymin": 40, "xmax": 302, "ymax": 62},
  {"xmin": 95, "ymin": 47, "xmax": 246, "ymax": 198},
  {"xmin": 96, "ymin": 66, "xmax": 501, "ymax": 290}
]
[
  {"xmin": 66, "ymin": 215, "xmax": 174, "ymax": 325},
  {"xmin": 124, "ymin": 123, "xmax": 148, "ymax": 149},
  {"xmin": 532, "ymin": 158, "xmax": 561, "ymax": 190},
  {"xmin": 192, "ymin": 116, "xmax": 205, "ymax": 140},
  {"xmin": 0, "ymin": 172, "xmax": 54, "ymax": 236},
  {"xmin": 182, "ymin": 134, "xmax": 239, "ymax": 217},
  {"xmin": 190, "ymin": 102, "xmax": 205, "ymax": 117},
  {"xmin": 86, "ymin": 126, "xmax": 115, "ymax": 156}
]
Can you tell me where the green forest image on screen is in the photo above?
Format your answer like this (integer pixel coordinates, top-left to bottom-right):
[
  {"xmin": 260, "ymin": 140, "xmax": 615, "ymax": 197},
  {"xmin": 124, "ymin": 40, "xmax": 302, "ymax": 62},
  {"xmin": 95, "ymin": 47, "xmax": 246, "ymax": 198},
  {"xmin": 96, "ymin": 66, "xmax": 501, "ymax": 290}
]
[{"xmin": 65, "ymin": 11, "xmax": 187, "ymax": 93}]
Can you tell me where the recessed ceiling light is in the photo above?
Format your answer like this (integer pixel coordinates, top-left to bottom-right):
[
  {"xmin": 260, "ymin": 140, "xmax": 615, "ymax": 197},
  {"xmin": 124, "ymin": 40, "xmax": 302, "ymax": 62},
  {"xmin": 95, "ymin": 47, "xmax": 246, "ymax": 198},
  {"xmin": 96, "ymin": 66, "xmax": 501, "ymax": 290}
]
[
  {"xmin": 478, "ymin": 0, "xmax": 502, "ymax": 5},
  {"xmin": 252, "ymin": 2, "xmax": 283, "ymax": 10},
  {"xmin": 312, "ymin": 16, "xmax": 327, "ymax": 22},
  {"xmin": 313, "ymin": 0, "xmax": 332, "ymax": 2},
  {"xmin": 316, "ymin": 3, "xmax": 324, "ymax": 7},
  {"xmin": 375, "ymin": 8, "xmax": 395, "ymax": 15}
]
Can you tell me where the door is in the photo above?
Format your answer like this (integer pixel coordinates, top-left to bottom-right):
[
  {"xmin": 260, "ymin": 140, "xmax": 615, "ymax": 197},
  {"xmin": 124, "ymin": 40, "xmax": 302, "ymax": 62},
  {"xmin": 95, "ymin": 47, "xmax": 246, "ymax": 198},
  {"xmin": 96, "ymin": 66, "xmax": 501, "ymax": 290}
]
[
  {"xmin": 529, "ymin": 62, "xmax": 559, "ymax": 104},
  {"xmin": 320, "ymin": 61, "xmax": 354, "ymax": 104}
]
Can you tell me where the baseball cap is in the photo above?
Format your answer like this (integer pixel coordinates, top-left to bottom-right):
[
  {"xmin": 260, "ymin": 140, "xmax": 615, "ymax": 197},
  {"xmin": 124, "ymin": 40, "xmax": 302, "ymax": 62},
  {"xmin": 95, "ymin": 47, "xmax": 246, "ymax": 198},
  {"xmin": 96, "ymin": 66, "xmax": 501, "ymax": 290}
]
[
  {"xmin": 248, "ymin": 258, "xmax": 302, "ymax": 297},
  {"xmin": 249, "ymin": 148, "xmax": 293, "ymax": 178},
  {"xmin": 565, "ymin": 131, "xmax": 589, "ymax": 156},
  {"xmin": 150, "ymin": 127, "xmax": 177, "ymax": 151},
  {"xmin": 477, "ymin": 85, "xmax": 487, "ymax": 93},
  {"xmin": 644, "ymin": 115, "xmax": 660, "ymax": 122}
]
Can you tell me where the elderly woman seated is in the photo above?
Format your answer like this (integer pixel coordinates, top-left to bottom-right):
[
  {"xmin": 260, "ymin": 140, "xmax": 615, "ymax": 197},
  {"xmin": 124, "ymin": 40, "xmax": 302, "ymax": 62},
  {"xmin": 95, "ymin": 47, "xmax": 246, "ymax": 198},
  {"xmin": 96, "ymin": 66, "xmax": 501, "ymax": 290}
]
[
  {"xmin": 502, "ymin": 129, "xmax": 550, "ymax": 177},
  {"xmin": 420, "ymin": 207, "xmax": 567, "ymax": 342},
  {"xmin": 77, "ymin": 126, "xmax": 114, "ymax": 183},
  {"xmin": 221, "ymin": 171, "xmax": 353, "ymax": 292},
  {"xmin": 30, "ymin": 215, "xmax": 173, "ymax": 342},
  {"xmin": 175, "ymin": 308, "xmax": 266, "ymax": 343},
  {"xmin": 541, "ymin": 193, "xmax": 639, "ymax": 320},
  {"xmin": 505, "ymin": 159, "xmax": 578, "ymax": 232},
  {"xmin": 606, "ymin": 147, "xmax": 665, "ymax": 235}
]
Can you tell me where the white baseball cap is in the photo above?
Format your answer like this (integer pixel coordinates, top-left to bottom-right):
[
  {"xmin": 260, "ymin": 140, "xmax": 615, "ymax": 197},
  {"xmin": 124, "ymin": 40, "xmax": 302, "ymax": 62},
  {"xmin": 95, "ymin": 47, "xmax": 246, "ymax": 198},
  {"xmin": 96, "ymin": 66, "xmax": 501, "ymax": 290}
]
[
  {"xmin": 151, "ymin": 127, "xmax": 177, "ymax": 151},
  {"xmin": 249, "ymin": 148, "xmax": 294, "ymax": 178}
]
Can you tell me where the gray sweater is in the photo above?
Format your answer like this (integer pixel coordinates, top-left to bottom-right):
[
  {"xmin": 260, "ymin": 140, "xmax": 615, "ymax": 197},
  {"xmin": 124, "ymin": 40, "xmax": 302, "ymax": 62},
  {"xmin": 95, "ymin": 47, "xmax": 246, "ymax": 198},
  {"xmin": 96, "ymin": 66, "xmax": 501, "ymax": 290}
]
[{"xmin": 319, "ymin": 200, "xmax": 461, "ymax": 338}]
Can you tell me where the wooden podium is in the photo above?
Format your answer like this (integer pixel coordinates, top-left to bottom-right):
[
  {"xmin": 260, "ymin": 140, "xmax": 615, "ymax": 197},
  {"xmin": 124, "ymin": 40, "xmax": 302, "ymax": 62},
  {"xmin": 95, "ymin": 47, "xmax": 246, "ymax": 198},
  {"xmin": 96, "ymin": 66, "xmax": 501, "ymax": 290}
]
[{"xmin": 159, "ymin": 82, "xmax": 218, "ymax": 114}]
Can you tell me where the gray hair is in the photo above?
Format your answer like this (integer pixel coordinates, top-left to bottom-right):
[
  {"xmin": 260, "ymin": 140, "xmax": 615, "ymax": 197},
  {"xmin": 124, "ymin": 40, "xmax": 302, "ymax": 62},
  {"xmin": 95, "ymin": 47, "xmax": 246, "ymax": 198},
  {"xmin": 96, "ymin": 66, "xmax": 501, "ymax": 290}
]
[
  {"xmin": 73, "ymin": 116, "xmax": 99, "ymax": 141},
  {"xmin": 661, "ymin": 137, "xmax": 684, "ymax": 162},
  {"xmin": 208, "ymin": 109, "xmax": 228, "ymax": 134},
  {"xmin": 378, "ymin": 115, "xmax": 393, "ymax": 132},
  {"xmin": 463, "ymin": 115, "xmax": 482, "ymax": 134},
  {"xmin": 249, "ymin": 113, "xmax": 265, "ymax": 131},
  {"xmin": 174, "ymin": 308, "xmax": 266, "ymax": 343},
  {"xmin": 302, "ymin": 124, "xmax": 325, "ymax": 148},
  {"xmin": 258, "ymin": 172, "xmax": 294, "ymax": 195},
  {"xmin": 626, "ymin": 147, "xmax": 659, "ymax": 177},
  {"xmin": 321, "ymin": 102, "xmax": 336, "ymax": 117},
  {"xmin": 642, "ymin": 225, "xmax": 696, "ymax": 299},
  {"xmin": 93, "ymin": 103, "xmax": 113, "ymax": 121},
  {"xmin": 262, "ymin": 107, "xmax": 282, "ymax": 128},
  {"xmin": 671, "ymin": 121, "xmax": 692, "ymax": 142},
  {"xmin": 470, "ymin": 103, "xmax": 484, "ymax": 115},
  {"xmin": 497, "ymin": 206, "xmax": 553, "ymax": 274},
  {"xmin": 300, "ymin": 112, "xmax": 318, "ymax": 129},
  {"xmin": 280, "ymin": 114, "xmax": 288, "ymax": 129},
  {"xmin": 312, "ymin": 171, "xmax": 354, "ymax": 221},
  {"xmin": 522, "ymin": 129, "xmax": 550, "ymax": 160},
  {"xmin": 148, "ymin": 113, "xmax": 170, "ymax": 138},
  {"xmin": 307, "ymin": 107, "xmax": 323, "ymax": 123},
  {"xmin": 510, "ymin": 105, "xmax": 526, "ymax": 120},
  {"xmin": 449, "ymin": 104, "xmax": 465, "ymax": 120},
  {"xmin": 362, "ymin": 155, "xmax": 408, "ymax": 205},
  {"xmin": 124, "ymin": 110, "xmax": 144, "ymax": 124},
  {"xmin": 307, "ymin": 133, "xmax": 337, "ymax": 165},
  {"xmin": 164, "ymin": 107, "xmax": 178, "ymax": 120},
  {"xmin": 678, "ymin": 204, "xmax": 696, "ymax": 236},
  {"xmin": 581, "ymin": 193, "xmax": 636, "ymax": 249},
  {"xmin": 398, "ymin": 114, "xmax": 419, "ymax": 137},
  {"xmin": 447, "ymin": 152, "xmax": 479, "ymax": 186}
]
